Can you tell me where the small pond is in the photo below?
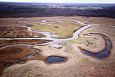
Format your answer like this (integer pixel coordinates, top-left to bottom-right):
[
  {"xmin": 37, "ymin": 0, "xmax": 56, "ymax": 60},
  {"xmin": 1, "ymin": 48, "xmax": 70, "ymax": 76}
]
[{"xmin": 46, "ymin": 56, "xmax": 67, "ymax": 63}]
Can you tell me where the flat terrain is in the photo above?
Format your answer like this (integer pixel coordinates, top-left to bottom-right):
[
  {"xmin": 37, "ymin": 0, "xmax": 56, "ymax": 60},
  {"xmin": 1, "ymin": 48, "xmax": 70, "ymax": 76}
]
[{"xmin": 0, "ymin": 16, "xmax": 115, "ymax": 77}]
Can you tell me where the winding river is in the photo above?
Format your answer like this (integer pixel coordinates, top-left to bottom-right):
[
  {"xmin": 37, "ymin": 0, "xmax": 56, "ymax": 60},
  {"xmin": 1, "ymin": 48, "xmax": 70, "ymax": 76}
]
[
  {"xmin": 0, "ymin": 20, "xmax": 113, "ymax": 76},
  {"xmin": 79, "ymin": 33, "xmax": 112, "ymax": 59},
  {"xmin": 0, "ymin": 21, "xmax": 113, "ymax": 61}
]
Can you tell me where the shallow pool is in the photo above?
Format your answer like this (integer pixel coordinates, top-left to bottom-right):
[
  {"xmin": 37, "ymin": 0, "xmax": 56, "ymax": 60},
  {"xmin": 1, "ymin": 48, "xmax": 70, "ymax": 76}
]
[{"xmin": 46, "ymin": 56, "xmax": 66, "ymax": 63}]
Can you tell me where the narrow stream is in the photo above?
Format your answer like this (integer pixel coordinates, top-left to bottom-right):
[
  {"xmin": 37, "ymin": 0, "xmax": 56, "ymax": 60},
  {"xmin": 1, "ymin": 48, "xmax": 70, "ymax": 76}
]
[{"xmin": 79, "ymin": 33, "xmax": 112, "ymax": 59}]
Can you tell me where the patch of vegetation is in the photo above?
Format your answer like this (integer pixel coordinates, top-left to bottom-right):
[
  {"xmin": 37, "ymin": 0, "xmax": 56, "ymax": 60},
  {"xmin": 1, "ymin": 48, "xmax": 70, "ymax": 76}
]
[{"xmin": 31, "ymin": 22, "xmax": 81, "ymax": 38}]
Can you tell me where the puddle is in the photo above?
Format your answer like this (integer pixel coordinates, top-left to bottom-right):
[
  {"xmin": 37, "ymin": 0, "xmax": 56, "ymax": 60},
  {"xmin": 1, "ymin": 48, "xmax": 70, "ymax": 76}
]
[
  {"xmin": 46, "ymin": 56, "xmax": 67, "ymax": 63},
  {"xmin": 79, "ymin": 33, "xmax": 112, "ymax": 59}
]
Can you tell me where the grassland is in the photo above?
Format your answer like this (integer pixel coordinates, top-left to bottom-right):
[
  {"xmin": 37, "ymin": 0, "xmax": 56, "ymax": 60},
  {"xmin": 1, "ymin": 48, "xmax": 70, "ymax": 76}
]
[
  {"xmin": 31, "ymin": 21, "xmax": 81, "ymax": 38},
  {"xmin": 1, "ymin": 16, "xmax": 115, "ymax": 77}
]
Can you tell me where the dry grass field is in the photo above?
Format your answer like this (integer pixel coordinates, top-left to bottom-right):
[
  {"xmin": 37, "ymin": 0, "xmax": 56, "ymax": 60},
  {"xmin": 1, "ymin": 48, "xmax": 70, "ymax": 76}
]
[{"xmin": 0, "ymin": 16, "xmax": 115, "ymax": 77}]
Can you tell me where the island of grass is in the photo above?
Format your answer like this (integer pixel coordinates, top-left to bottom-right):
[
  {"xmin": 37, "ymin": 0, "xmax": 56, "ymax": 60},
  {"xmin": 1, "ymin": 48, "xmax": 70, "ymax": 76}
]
[{"xmin": 26, "ymin": 19, "xmax": 82, "ymax": 38}]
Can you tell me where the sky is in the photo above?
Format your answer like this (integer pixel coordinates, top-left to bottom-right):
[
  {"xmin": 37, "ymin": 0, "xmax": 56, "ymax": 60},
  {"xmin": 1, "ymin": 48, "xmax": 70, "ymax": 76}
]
[{"xmin": 0, "ymin": 0, "xmax": 115, "ymax": 3}]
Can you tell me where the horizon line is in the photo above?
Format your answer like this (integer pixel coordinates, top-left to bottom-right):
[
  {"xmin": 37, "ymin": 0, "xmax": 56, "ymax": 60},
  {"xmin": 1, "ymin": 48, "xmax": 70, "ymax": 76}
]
[{"xmin": 0, "ymin": 1, "xmax": 115, "ymax": 4}]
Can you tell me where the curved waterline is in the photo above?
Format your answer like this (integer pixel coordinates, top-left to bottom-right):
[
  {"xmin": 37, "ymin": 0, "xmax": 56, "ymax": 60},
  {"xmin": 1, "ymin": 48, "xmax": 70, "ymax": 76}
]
[{"xmin": 78, "ymin": 33, "xmax": 112, "ymax": 59}]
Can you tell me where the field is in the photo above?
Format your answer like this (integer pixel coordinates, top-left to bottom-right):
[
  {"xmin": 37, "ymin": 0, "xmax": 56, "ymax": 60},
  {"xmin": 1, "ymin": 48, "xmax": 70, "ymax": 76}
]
[{"xmin": 0, "ymin": 16, "xmax": 115, "ymax": 77}]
